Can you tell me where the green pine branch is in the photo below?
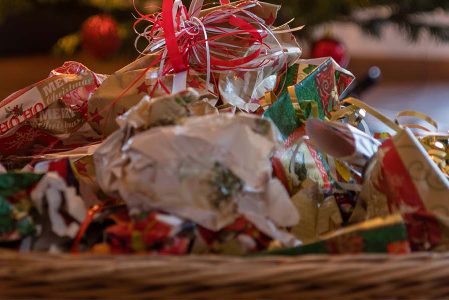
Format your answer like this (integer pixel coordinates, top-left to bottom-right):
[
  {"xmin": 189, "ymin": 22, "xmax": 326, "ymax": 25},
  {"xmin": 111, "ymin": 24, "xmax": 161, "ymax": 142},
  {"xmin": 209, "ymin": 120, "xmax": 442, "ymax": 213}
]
[
  {"xmin": 2, "ymin": 0, "xmax": 449, "ymax": 43},
  {"xmin": 276, "ymin": 0, "xmax": 449, "ymax": 42}
]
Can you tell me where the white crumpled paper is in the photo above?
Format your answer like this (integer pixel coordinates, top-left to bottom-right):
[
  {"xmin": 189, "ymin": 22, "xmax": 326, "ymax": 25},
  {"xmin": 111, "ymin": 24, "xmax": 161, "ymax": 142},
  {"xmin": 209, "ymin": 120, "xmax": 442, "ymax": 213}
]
[
  {"xmin": 30, "ymin": 172, "xmax": 87, "ymax": 238},
  {"xmin": 95, "ymin": 100, "xmax": 300, "ymax": 245}
]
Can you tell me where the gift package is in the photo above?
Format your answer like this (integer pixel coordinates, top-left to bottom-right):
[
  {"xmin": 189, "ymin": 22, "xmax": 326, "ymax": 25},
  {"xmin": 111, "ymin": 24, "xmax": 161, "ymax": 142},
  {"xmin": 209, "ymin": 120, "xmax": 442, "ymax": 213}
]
[{"xmin": 1, "ymin": 0, "xmax": 448, "ymax": 256}]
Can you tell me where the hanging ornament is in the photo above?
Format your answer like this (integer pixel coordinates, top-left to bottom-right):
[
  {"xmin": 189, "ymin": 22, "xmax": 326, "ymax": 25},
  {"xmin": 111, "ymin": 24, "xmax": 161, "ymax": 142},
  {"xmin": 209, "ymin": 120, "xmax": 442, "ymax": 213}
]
[
  {"xmin": 81, "ymin": 14, "xmax": 122, "ymax": 59},
  {"xmin": 311, "ymin": 36, "xmax": 349, "ymax": 67}
]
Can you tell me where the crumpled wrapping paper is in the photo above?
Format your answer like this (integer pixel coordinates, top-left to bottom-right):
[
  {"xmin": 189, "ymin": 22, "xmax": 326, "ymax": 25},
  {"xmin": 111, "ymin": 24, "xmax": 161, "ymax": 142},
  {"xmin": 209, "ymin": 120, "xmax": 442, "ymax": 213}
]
[
  {"xmin": 31, "ymin": 172, "xmax": 87, "ymax": 239},
  {"xmin": 360, "ymin": 128, "xmax": 449, "ymax": 250},
  {"xmin": 265, "ymin": 214, "xmax": 410, "ymax": 255},
  {"xmin": 88, "ymin": 55, "xmax": 217, "ymax": 136},
  {"xmin": 264, "ymin": 57, "xmax": 354, "ymax": 140},
  {"xmin": 263, "ymin": 58, "xmax": 355, "ymax": 196},
  {"xmin": 0, "ymin": 61, "xmax": 105, "ymax": 167},
  {"xmin": 94, "ymin": 92, "xmax": 299, "ymax": 245},
  {"xmin": 290, "ymin": 179, "xmax": 343, "ymax": 244},
  {"xmin": 0, "ymin": 171, "xmax": 87, "ymax": 252}
]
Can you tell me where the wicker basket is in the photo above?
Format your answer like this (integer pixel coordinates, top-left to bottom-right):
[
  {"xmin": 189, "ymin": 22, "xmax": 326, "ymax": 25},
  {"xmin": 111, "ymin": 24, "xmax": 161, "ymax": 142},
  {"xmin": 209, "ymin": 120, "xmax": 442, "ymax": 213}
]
[{"xmin": 2, "ymin": 251, "xmax": 449, "ymax": 299}]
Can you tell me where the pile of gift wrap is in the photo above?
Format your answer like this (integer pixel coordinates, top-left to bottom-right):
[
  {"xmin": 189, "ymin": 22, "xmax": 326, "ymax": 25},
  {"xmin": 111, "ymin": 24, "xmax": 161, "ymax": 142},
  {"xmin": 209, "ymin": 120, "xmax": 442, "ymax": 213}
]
[{"xmin": 1, "ymin": 0, "xmax": 449, "ymax": 256}]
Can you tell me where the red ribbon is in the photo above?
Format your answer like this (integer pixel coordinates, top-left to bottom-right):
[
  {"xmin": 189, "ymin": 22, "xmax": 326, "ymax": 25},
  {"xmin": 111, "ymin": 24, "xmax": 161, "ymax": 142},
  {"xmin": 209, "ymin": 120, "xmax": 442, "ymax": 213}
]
[
  {"xmin": 160, "ymin": 0, "xmax": 266, "ymax": 73},
  {"xmin": 209, "ymin": 15, "xmax": 263, "ymax": 68},
  {"xmin": 162, "ymin": 0, "xmax": 188, "ymax": 73},
  {"xmin": 71, "ymin": 204, "xmax": 104, "ymax": 254}
]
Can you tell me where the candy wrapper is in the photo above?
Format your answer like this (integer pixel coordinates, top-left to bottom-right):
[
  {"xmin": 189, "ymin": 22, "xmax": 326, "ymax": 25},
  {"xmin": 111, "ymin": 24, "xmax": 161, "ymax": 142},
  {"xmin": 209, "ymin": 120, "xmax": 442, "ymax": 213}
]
[
  {"xmin": 265, "ymin": 214, "xmax": 410, "ymax": 255},
  {"xmin": 95, "ymin": 90, "xmax": 299, "ymax": 246},
  {"xmin": 360, "ymin": 128, "xmax": 449, "ymax": 250},
  {"xmin": 0, "ymin": 62, "xmax": 105, "ymax": 167}
]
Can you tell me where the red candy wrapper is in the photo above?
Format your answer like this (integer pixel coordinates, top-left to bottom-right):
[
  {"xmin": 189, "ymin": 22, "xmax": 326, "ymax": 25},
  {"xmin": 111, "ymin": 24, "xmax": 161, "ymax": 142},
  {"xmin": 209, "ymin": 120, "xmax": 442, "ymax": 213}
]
[{"xmin": 0, "ymin": 61, "xmax": 105, "ymax": 166}]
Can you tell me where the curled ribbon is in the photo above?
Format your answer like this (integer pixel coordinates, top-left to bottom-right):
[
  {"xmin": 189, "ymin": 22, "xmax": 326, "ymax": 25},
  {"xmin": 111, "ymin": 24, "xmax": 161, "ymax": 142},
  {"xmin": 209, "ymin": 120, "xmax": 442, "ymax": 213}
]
[
  {"xmin": 133, "ymin": 0, "xmax": 294, "ymax": 93},
  {"xmin": 332, "ymin": 97, "xmax": 449, "ymax": 178}
]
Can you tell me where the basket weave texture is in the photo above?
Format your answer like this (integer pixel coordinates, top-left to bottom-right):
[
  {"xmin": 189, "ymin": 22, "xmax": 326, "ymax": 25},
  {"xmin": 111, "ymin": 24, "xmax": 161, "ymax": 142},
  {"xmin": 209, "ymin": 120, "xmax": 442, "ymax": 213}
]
[{"xmin": 2, "ymin": 251, "xmax": 449, "ymax": 299}]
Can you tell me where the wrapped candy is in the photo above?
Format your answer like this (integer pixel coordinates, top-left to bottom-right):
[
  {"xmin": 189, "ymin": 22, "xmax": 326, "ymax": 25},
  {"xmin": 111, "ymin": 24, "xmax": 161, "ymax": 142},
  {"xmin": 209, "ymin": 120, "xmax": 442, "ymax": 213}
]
[
  {"xmin": 0, "ymin": 61, "xmax": 105, "ymax": 167},
  {"xmin": 217, "ymin": 24, "xmax": 302, "ymax": 112},
  {"xmin": 273, "ymin": 135, "xmax": 334, "ymax": 195},
  {"xmin": 30, "ymin": 173, "xmax": 87, "ymax": 246},
  {"xmin": 34, "ymin": 150, "xmax": 102, "ymax": 208}
]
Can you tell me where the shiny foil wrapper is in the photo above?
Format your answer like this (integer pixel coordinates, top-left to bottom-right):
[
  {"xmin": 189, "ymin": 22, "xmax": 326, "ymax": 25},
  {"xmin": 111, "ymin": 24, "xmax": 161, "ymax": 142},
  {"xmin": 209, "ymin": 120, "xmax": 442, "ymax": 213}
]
[{"xmin": 218, "ymin": 26, "xmax": 302, "ymax": 112}]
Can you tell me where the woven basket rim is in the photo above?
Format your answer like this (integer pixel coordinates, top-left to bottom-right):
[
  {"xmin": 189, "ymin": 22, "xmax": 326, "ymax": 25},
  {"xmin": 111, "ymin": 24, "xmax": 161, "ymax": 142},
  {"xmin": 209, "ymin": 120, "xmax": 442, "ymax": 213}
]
[{"xmin": 3, "ymin": 250, "xmax": 449, "ymax": 299}]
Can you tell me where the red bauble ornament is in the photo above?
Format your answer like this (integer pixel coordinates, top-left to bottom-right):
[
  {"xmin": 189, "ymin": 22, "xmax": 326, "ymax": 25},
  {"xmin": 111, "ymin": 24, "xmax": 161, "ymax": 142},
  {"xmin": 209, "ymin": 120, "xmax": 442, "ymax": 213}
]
[
  {"xmin": 81, "ymin": 14, "xmax": 122, "ymax": 59},
  {"xmin": 311, "ymin": 37, "xmax": 349, "ymax": 67}
]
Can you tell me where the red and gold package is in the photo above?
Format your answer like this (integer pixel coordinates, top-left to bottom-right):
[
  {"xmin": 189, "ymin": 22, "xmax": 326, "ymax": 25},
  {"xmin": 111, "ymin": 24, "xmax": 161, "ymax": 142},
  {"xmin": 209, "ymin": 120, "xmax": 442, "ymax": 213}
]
[
  {"xmin": 0, "ymin": 61, "xmax": 105, "ymax": 167},
  {"xmin": 361, "ymin": 128, "xmax": 449, "ymax": 250}
]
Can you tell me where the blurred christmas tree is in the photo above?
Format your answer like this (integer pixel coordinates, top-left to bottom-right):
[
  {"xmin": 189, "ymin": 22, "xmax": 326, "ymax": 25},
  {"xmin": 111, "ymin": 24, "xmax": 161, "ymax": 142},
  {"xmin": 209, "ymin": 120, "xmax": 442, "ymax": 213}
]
[
  {"xmin": 0, "ymin": 0, "xmax": 149, "ymax": 57},
  {"xmin": 1, "ymin": 0, "xmax": 449, "ymax": 58},
  {"xmin": 277, "ymin": 0, "xmax": 449, "ymax": 42}
]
